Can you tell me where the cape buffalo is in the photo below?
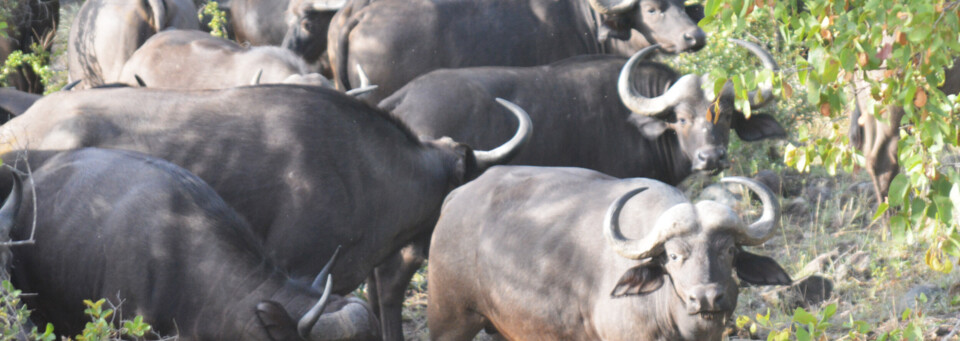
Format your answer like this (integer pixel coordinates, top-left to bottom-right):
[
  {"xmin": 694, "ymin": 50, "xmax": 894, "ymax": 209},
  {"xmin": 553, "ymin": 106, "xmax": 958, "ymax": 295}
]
[
  {"xmin": 2, "ymin": 148, "xmax": 380, "ymax": 340},
  {"xmin": 283, "ymin": 0, "xmax": 346, "ymax": 68},
  {"xmin": 428, "ymin": 167, "xmax": 791, "ymax": 340},
  {"xmin": 327, "ymin": 0, "xmax": 707, "ymax": 103},
  {"xmin": 68, "ymin": 0, "xmax": 199, "ymax": 88},
  {"xmin": 0, "ymin": 85, "xmax": 530, "ymax": 334},
  {"xmin": 118, "ymin": 30, "xmax": 333, "ymax": 89},
  {"xmin": 368, "ymin": 41, "xmax": 786, "ymax": 339},
  {"xmin": 0, "ymin": 0, "xmax": 59, "ymax": 94},
  {"xmin": 0, "ymin": 88, "xmax": 41, "ymax": 123}
]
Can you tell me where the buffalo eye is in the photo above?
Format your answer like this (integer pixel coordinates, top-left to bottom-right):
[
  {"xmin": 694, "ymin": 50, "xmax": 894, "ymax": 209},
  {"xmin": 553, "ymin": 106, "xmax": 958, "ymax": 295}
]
[{"xmin": 669, "ymin": 253, "xmax": 679, "ymax": 261}]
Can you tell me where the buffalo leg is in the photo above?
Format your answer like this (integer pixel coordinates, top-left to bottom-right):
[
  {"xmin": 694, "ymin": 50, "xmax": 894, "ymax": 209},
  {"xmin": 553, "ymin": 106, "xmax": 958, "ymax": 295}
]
[
  {"xmin": 862, "ymin": 105, "xmax": 904, "ymax": 203},
  {"xmin": 372, "ymin": 234, "xmax": 430, "ymax": 341}
]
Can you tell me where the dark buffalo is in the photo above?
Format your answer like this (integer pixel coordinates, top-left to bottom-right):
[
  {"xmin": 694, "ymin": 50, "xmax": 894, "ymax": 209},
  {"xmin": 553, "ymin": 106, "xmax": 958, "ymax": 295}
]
[
  {"xmin": 1, "ymin": 148, "xmax": 379, "ymax": 340},
  {"xmin": 0, "ymin": 88, "xmax": 41, "ymax": 122},
  {"xmin": 369, "ymin": 40, "xmax": 786, "ymax": 340},
  {"xmin": 0, "ymin": 85, "xmax": 530, "ymax": 333},
  {"xmin": 0, "ymin": 0, "xmax": 59, "ymax": 94},
  {"xmin": 119, "ymin": 30, "xmax": 333, "ymax": 89},
  {"xmin": 282, "ymin": 0, "xmax": 346, "ymax": 69},
  {"xmin": 428, "ymin": 167, "xmax": 791, "ymax": 340},
  {"xmin": 68, "ymin": 0, "xmax": 199, "ymax": 88},
  {"xmin": 327, "ymin": 0, "xmax": 707, "ymax": 103}
]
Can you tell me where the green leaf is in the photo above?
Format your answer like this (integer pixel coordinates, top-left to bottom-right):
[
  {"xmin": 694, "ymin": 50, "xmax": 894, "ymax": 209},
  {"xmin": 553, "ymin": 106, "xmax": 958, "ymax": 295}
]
[
  {"xmin": 873, "ymin": 202, "xmax": 889, "ymax": 222},
  {"xmin": 793, "ymin": 307, "xmax": 817, "ymax": 325},
  {"xmin": 888, "ymin": 173, "xmax": 909, "ymax": 207}
]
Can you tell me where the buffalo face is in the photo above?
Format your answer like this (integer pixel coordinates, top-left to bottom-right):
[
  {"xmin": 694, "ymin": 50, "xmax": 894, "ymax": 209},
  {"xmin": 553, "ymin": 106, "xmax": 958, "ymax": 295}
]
[
  {"xmin": 589, "ymin": 0, "xmax": 706, "ymax": 53},
  {"xmin": 618, "ymin": 41, "xmax": 786, "ymax": 175},
  {"xmin": 605, "ymin": 178, "xmax": 791, "ymax": 336},
  {"xmin": 283, "ymin": 0, "xmax": 344, "ymax": 64}
]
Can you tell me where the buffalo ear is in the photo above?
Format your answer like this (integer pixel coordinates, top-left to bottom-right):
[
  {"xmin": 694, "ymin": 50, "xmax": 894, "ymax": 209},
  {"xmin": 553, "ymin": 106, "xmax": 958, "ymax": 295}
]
[
  {"xmin": 255, "ymin": 301, "xmax": 300, "ymax": 341},
  {"xmin": 732, "ymin": 113, "xmax": 786, "ymax": 141},
  {"xmin": 629, "ymin": 115, "xmax": 670, "ymax": 139},
  {"xmin": 599, "ymin": 14, "xmax": 633, "ymax": 41},
  {"xmin": 610, "ymin": 263, "xmax": 666, "ymax": 297},
  {"xmin": 735, "ymin": 251, "xmax": 792, "ymax": 286},
  {"xmin": 685, "ymin": 4, "xmax": 705, "ymax": 23}
]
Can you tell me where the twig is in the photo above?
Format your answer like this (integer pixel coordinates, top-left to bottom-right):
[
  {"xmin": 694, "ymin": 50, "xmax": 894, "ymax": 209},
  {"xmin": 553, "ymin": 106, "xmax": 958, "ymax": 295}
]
[{"xmin": 943, "ymin": 314, "xmax": 960, "ymax": 341}]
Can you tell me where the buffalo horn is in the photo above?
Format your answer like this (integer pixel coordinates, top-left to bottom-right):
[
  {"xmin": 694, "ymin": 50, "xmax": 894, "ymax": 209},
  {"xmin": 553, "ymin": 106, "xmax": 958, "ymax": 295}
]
[
  {"xmin": 311, "ymin": 245, "xmax": 341, "ymax": 290},
  {"xmin": 473, "ymin": 98, "xmax": 533, "ymax": 171},
  {"xmin": 604, "ymin": 187, "xmax": 699, "ymax": 260},
  {"xmin": 719, "ymin": 176, "xmax": 780, "ymax": 246},
  {"xmin": 134, "ymin": 75, "xmax": 147, "ymax": 87},
  {"xmin": 251, "ymin": 69, "xmax": 263, "ymax": 85},
  {"xmin": 587, "ymin": 0, "xmax": 638, "ymax": 14},
  {"xmin": 729, "ymin": 39, "xmax": 779, "ymax": 109},
  {"xmin": 0, "ymin": 171, "xmax": 22, "ymax": 239},
  {"xmin": 618, "ymin": 45, "xmax": 702, "ymax": 117},
  {"xmin": 62, "ymin": 80, "xmax": 81, "ymax": 91},
  {"xmin": 298, "ymin": 274, "xmax": 333, "ymax": 339},
  {"xmin": 345, "ymin": 64, "xmax": 378, "ymax": 97}
]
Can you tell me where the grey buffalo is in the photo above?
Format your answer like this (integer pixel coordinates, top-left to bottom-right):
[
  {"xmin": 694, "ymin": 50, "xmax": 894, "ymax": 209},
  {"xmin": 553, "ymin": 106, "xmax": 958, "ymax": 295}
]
[
  {"xmin": 428, "ymin": 167, "xmax": 791, "ymax": 340},
  {"xmin": 2, "ymin": 148, "xmax": 380, "ymax": 340},
  {"xmin": 368, "ymin": 42, "xmax": 786, "ymax": 339},
  {"xmin": 119, "ymin": 30, "xmax": 332, "ymax": 89},
  {"xmin": 0, "ymin": 85, "xmax": 530, "ymax": 337},
  {"xmin": 0, "ymin": 0, "xmax": 59, "ymax": 94},
  {"xmin": 0, "ymin": 88, "xmax": 41, "ymax": 122},
  {"xmin": 327, "ymin": 0, "xmax": 707, "ymax": 103},
  {"xmin": 68, "ymin": 0, "xmax": 199, "ymax": 88}
]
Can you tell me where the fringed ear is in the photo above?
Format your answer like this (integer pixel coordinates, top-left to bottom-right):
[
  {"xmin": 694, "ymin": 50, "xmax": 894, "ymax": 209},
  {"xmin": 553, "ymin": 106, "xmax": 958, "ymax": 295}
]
[
  {"xmin": 255, "ymin": 301, "xmax": 300, "ymax": 341},
  {"xmin": 610, "ymin": 263, "xmax": 666, "ymax": 297},
  {"xmin": 735, "ymin": 251, "xmax": 792, "ymax": 286},
  {"xmin": 628, "ymin": 114, "xmax": 670, "ymax": 139}
]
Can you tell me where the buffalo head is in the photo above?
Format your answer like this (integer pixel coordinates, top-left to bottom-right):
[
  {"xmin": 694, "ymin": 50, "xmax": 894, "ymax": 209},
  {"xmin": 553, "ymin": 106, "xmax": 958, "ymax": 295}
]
[
  {"xmin": 604, "ymin": 177, "xmax": 791, "ymax": 335},
  {"xmin": 282, "ymin": 0, "xmax": 345, "ymax": 65},
  {"xmin": 588, "ymin": 0, "xmax": 706, "ymax": 52},
  {"xmin": 619, "ymin": 39, "xmax": 786, "ymax": 175}
]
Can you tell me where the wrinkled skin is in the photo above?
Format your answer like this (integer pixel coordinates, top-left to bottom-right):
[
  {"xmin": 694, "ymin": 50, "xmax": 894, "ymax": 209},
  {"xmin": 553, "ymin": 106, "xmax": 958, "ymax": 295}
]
[
  {"xmin": 3, "ymin": 148, "xmax": 380, "ymax": 340},
  {"xmin": 0, "ymin": 85, "xmax": 525, "ymax": 330},
  {"xmin": 118, "ymin": 30, "xmax": 331, "ymax": 89},
  {"xmin": 68, "ymin": 0, "xmax": 199, "ymax": 88},
  {"xmin": 327, "ymin": 0, "xmax": 705, "ymax": 104},
  {"xmin": 427, "ymin": 166, "xmax": 791, "ymax": 341},
  {"xmin": 0, "ymin": 0, "xmax": 59, "ymax": 94}
]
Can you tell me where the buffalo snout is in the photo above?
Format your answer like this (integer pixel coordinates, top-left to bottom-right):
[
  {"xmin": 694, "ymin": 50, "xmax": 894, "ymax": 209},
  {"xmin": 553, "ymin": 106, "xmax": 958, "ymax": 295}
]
[
  {"xmin": 684, "ymin": 284, "xmax": 729, "ymax": 314},
  {"xmin": 692, "ymin": 147, "xmax": 728, "ymax": 172}
]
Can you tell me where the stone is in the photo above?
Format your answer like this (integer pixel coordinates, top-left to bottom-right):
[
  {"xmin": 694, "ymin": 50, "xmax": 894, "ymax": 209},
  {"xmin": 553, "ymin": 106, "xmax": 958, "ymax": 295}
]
[
  {"xmin": 760, "ymin": 275, "xmax": 834, "ymax": 312},
  {"xmin": 897, "ymin": 283, "xmax": 942, "ymax": 314},
  {"xmin": 835, "ymin": 251, "xmax": 872, "ymax": 281},
  {"xmin": 753, "ymin": 169, "xmax": 782, "ymax": 195}
]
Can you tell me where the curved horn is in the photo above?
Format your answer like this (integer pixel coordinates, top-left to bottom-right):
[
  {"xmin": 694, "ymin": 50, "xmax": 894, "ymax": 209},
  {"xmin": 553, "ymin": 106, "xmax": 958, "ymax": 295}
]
[
  {"xmin": 312, "ymin": 0, "xmax": 348, "ymax": 11},
  {"xmin": 619, "ymin": 45, "xmax": 701, "ymax": 116},
  {"xmin": 719, "ymin": 176, "xmax": 780, "ymax": 245},
  {"xmin": 356, "ymin": 64, "xmax": 370, "ymax": 88},
  {"xmin": 298, "ymin": 274, "xmax": 333, "ymax": 339},
  {"xmin": 0, "ymin": 170, "xmax": 23, "ymax": 239},
  {"xmin": 604, "ymin": 187, "xmax": 700, "ymax": 259},
  {"xmin": 311, "ymin": 245, "xmax": 341, "ymax": 290},
  {"xmin": 147, "ymin": 0, "xmax": 167, "ymax": 32},
  {"xmin": 61, "ymin": 80, "xmax": 82, "ymax": 91},
  {"xmin": 729, "ymin": 39, "xmax": 779, "ymax": 109},
  {"xmin": 345, "ymin": 85, "xmax": 378, "ymax": 97},
  {"xmin": 250, "ymin": 69, "xmax": 263, "ymax": 85},
  {"xmin": 587, "ymin": 0, "xmax": 639, "ymax": 14},
  {"xmin": 473, "ymin": 98, "xmax": 533, "ymax": 171}
]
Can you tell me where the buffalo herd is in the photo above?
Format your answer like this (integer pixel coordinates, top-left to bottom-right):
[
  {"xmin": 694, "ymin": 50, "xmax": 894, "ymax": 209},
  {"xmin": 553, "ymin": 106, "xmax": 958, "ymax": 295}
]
[{"xmin": 0, "ymin": 0, "xmax": 798, "ymax": 340}]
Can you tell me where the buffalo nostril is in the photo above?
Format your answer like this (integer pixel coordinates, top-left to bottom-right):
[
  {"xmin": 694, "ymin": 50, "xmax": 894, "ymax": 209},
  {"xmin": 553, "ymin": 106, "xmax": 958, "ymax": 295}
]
[{"xmin": 697, "ymin": 151, "xmax": 707, "ymax": 161}]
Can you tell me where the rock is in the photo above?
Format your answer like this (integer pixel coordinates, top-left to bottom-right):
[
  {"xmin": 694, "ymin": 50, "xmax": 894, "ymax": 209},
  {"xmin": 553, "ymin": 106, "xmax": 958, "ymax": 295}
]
[
  {"xmin": 800, "ymin": 249, "xmax": 839, "ymax": 276},
  {"xmin": 700, "ymin": 184, "xmax": 740, "ymax": 208},
  {"xmin": 783, "ymin": 197, "xmax": 810, "ymax": 216},
  {"xmin": 842, "ymin": 181, "xmax": 875, "ymax": 200},
  {"xmin": 897, "ymin": 283, "xmax": 942, "ymax": 314},
  {"xmin": 835, "ymin": 251, "xmax": 872, "ymax": 281},
  {"xmin": 753, "ymin": 169, "xmax": 782, "ymax": 195},
  {"xmin": 802, "ymin": 182, "xmax": 833, "ymax": 203},
  {"xmin": 760, "ymin": 275, "xmax": 834, "ymax": 312}
]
